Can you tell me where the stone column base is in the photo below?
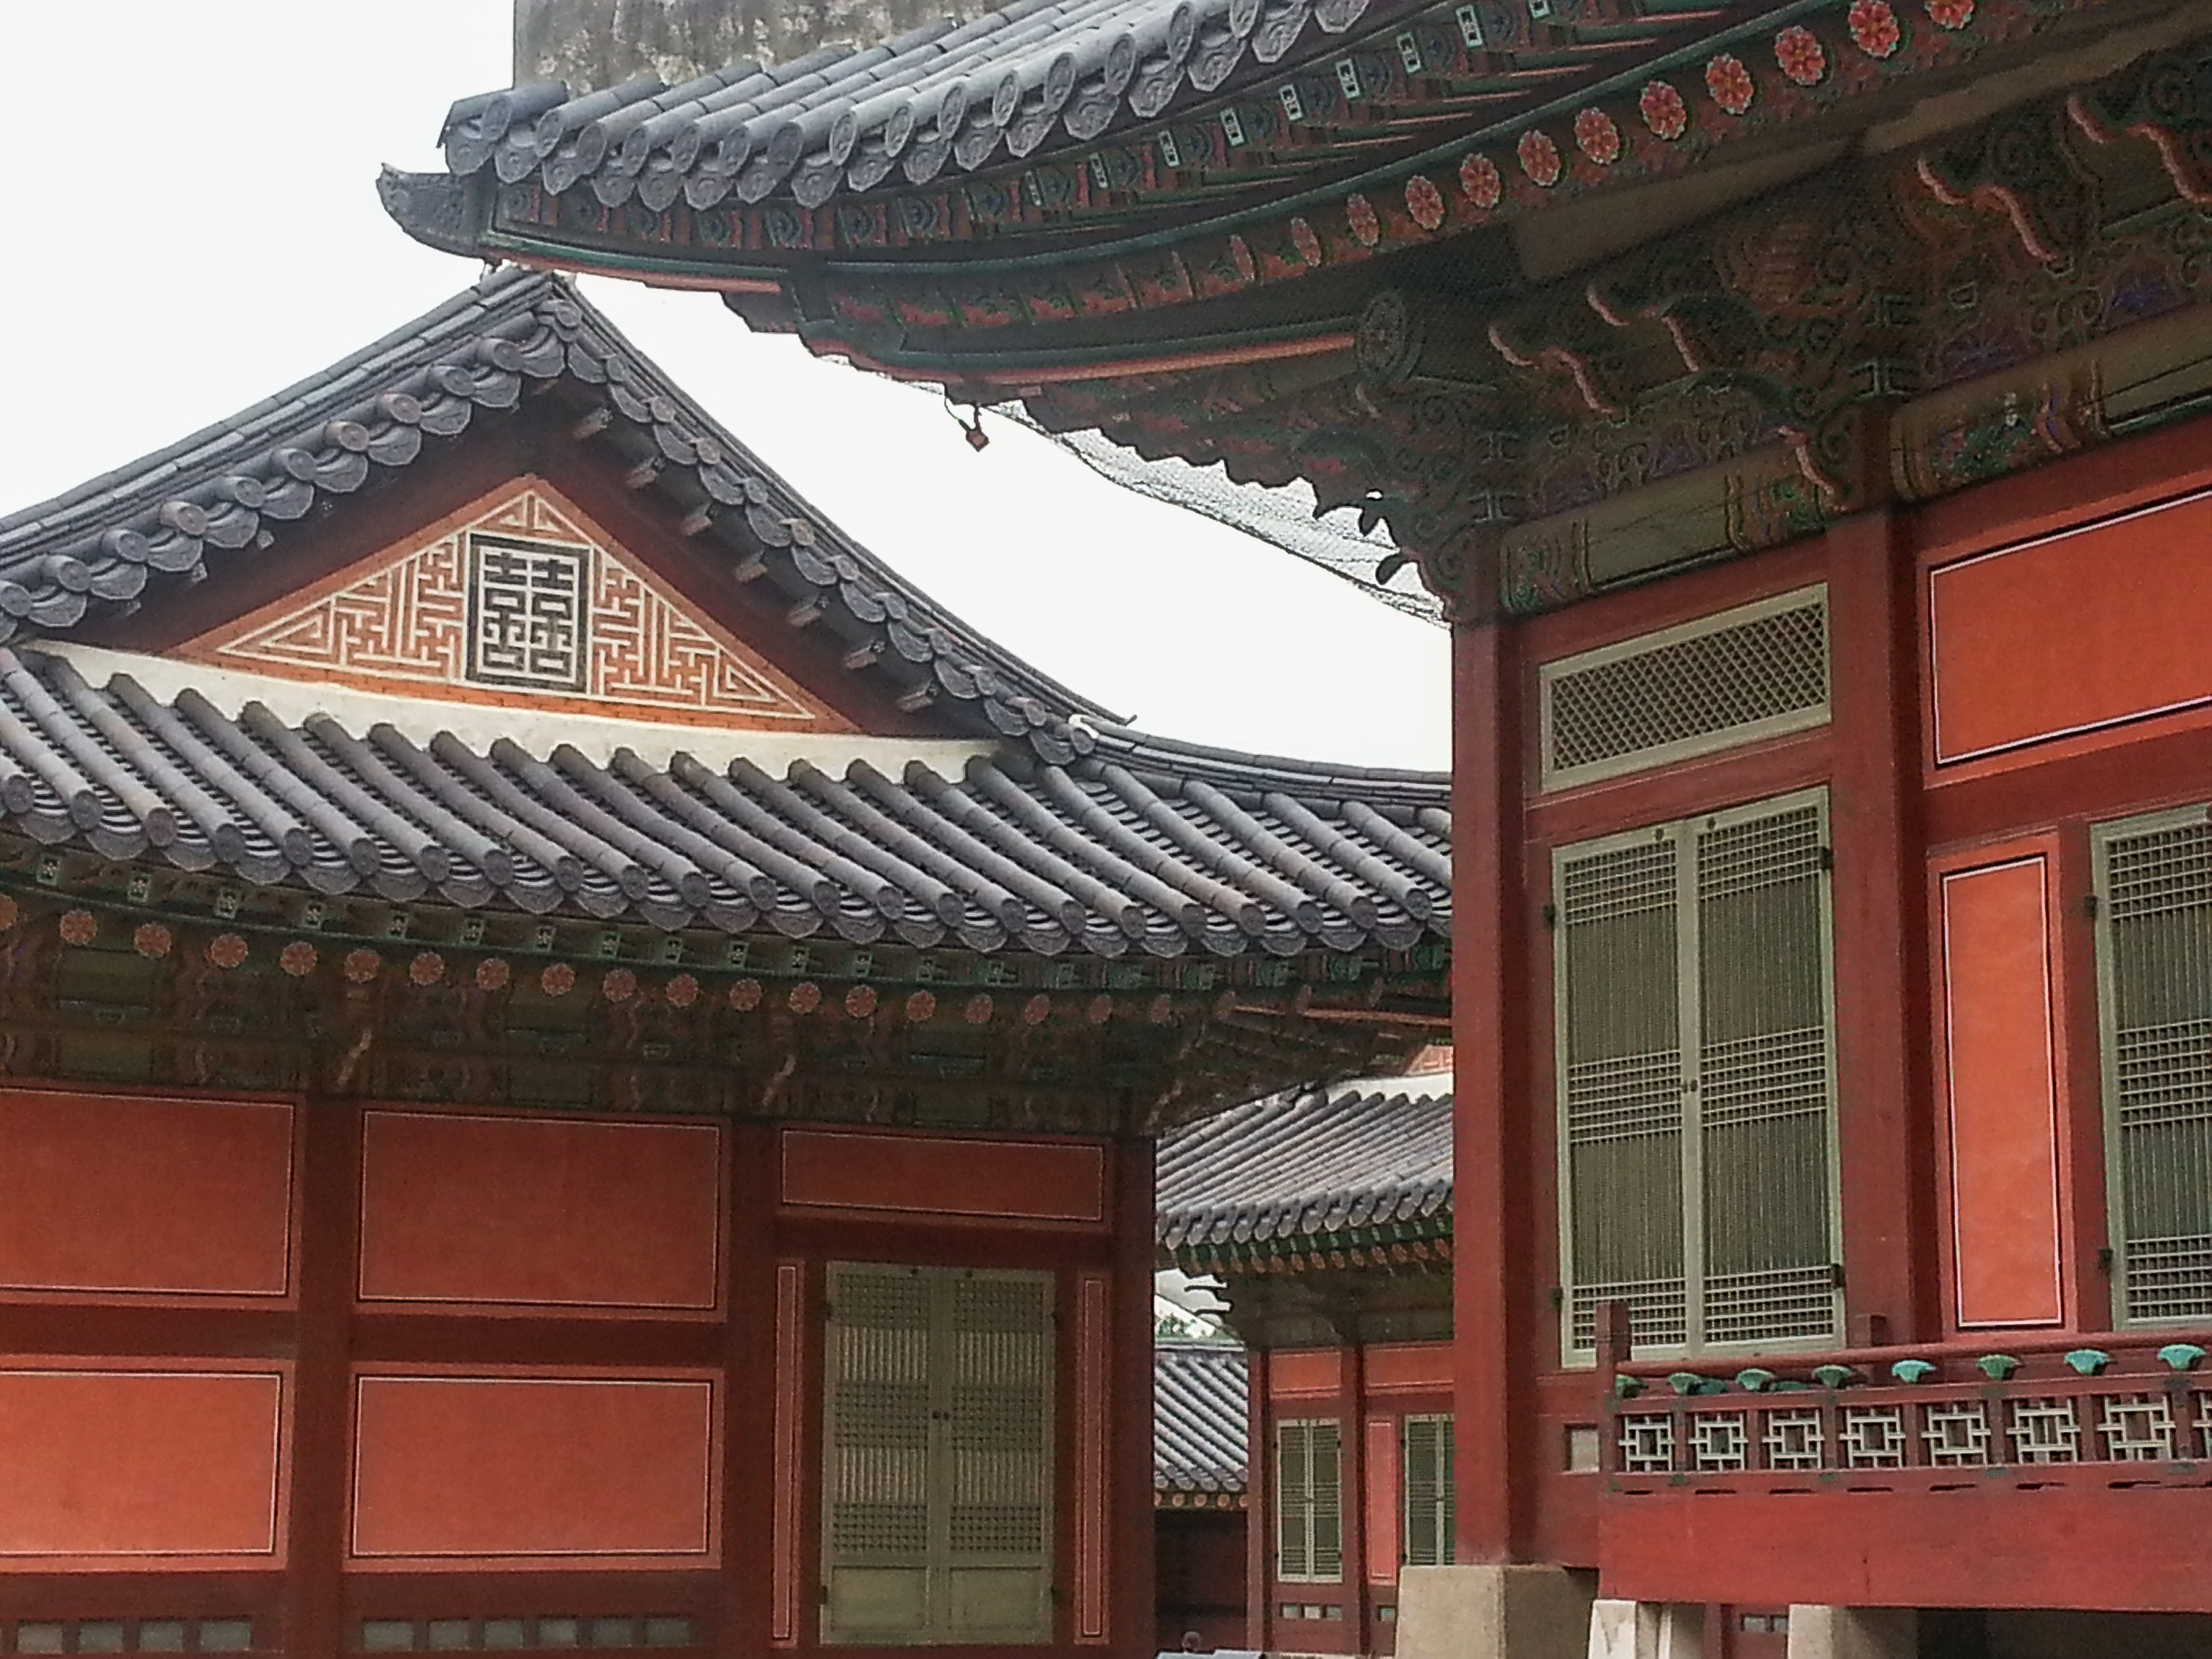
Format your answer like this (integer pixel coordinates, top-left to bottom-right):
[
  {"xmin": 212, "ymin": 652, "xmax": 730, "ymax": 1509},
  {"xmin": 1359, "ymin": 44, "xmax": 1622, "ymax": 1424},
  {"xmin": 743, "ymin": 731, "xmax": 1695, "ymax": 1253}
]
[
  {"xmin": 1785, "ymin": 1605, "xmax": 1917, "ymax": 1659},
  {"xmin": 1395, "ymin": 1564, "xmax": 1595, "ymax": 1659},
  {"xmin": 1588, "ymin": 1599, "xmax": 1703, "ymax": 1659}
]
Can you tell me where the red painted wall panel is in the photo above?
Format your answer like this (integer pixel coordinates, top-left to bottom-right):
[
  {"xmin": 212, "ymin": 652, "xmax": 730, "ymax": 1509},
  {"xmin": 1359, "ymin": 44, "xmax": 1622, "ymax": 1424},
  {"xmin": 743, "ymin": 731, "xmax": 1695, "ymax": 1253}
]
[
  {"xmin": 778, "ymin": 1128, "xmax": 1106, "ymax": 1224},
  {"xmin": 1937, "ymin": 856, "xmax": 2066, "ymax": 1328},
  {"xmin": 358, "ymin": 1111, "xmax": 720, "ymax": 1310},
  {"xmin": 1929, "ymin": 488, "xmax": 2212, "ymax": 764},
  {"xmin": 1364, "ymin": 1344, "xmax": 1454, "ymax": 1395},
  {"xmin": 1267, "ymin": 1349, "xmax": 1340, "ymax": 1399},
  {"xmin": 0, "ymin": 1090, "xmax": 293, "ymax": 1298},
  {"xmin": 350, "ymin": 1373, "xmax": 717, "ymax": 1566},
  {"xmin": 1602, "ymin": 1485, "xmax": 2212, "ymax": 1613},
  {"xmin": 0, "ymin": 1367, "xmax": 285, "ymax": 1566},
  {"xmin": 1364, "ymin": 1418, "xmax": 1398, "ymax": 1586}
]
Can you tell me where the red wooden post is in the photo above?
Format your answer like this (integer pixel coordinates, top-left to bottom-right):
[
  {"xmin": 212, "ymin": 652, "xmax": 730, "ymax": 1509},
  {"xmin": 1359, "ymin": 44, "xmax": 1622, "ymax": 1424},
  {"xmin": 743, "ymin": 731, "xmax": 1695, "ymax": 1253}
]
[
  {"xmin": 724, "ymin": 1122, "xmax": 777, "ymax": 1656},
  {"xmin": 1111, "ymin": 1137, "xmax": 1158, "ymax": 1659},
  {"xmin": 1826, "ymin": 510, "xmax": 1938, "ymax": 1345},
  {"xmin": 1245, "ymin": 1347, "xmax": 1271, "ymax": 1652},
  {"xmin": 281, "ymin": 1094, "xmax": 359, "ymax": 1659},
  {"xmin": 1452, "ymin": 613, "xmax": 1536, "ymax": 1562}
]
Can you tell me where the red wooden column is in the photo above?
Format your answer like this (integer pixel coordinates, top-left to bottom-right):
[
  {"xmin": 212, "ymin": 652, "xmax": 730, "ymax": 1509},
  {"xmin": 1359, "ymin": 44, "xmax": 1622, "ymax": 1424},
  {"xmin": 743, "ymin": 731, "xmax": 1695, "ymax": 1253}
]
[
  {"xmin": 1244, "ymin": 1348, "xmax": 1272, "ymax": 1652},
  {"xmin": 722, "ymin": 1122, "xmax": 778, "ymax": 1657},
  {"xmin": 1825, "ymin": 510, "xmax": 1938, "ymax": 1344},
  {"xmin": 1450, "ymin": 613, "xmax": 1537, "ymax": 1562},
  {"xmin": 1338, "ymin": 1345, "xmax": 1370, "ymax": 1654},
  {"xmin": 1109, "ymin": 1136, "xmax": 1158, "ymax": 1659},
  {"xmin": 281, "ymin": 1094, "xmax": 360, "ymax": 1658}
]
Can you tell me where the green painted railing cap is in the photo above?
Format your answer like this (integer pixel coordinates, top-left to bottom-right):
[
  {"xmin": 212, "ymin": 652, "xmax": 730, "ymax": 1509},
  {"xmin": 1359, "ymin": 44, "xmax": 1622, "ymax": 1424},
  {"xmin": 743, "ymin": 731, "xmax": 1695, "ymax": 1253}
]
[
  {"xmin": 1614, "ymin": 1374, "xmax": 1645, "ymax": 1399},
  {"xmin": 1734, "ymin": 1368, "xmax": 1778, "ymax": 1393},
  {"xmin": 2062, "ymin": 1348, "xmax": 2111, "ymax": 1376},
  {"xmin": 1889, "ymin": 1358, "xmax": 1938, "ymax": 1385},
  {"xmin": 1975, "ymin": 1354, "xmax": 2020, "ymax": 1380},
  {"xmin": 2159, "ymin": 1343, "xmax": 2208, "ymax": 1372},
  {"xmin": 1811, "ymin": 1363, "xmax": 1859, "ymax": 1389}
]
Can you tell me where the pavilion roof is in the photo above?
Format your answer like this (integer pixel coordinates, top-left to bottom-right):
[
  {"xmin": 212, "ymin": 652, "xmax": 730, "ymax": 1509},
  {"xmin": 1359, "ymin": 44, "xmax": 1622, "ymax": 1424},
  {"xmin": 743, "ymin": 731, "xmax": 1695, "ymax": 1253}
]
[
  {"xmin": 0, "ymin": 268, "xmax": 1111, "ymax": 761},
  {"xmin": 1155, "ymin": 1339, "xmax": 1248, "ymax": 1498},
  {"xmin": 1155, "ymin": 1075, "xmax": 1452, "ymax": 1252}
]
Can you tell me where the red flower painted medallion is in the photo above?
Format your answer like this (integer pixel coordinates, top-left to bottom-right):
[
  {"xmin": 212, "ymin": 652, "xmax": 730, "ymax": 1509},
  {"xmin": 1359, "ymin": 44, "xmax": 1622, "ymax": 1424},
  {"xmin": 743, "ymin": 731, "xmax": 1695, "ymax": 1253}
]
[
  {"xmin": 134, "ymin": 922, "xmax": 171, "ymax": 960},
  {"xmin": 344, "ymin": 948, "xmax": 383, "ymax": 984},
  {"xmin": 281, "ymin": 941, "xmax": 319, "ymax": 978},
  {"xmin": 1574, "ymin": 107, "xmax": 1622, "ymax": 165},
  {"xmin": 844, "ymin": 983, "xmax": 878, "ymax": 1019},
  {"xmin": 207, "ymin": 933, "xmax": 248, "ymax": 970},
  {"xmin": 474, "ymin": 957, "xmax": 511, "ymax": 991},
  {"xmin": 1706, "ymin": 53, "xmax": 1756, "ymax": 115},
  {"xmin": 1848, "ymin": 0, "xmax": 1902, "ymax": 57},
  {"xmin": 408, "ymin": 950, "xmax": 444, "ymax": 986},
  {"xmin": 1924, "ymin": 0, "xmax": 1972, "ymax": 28},
  {"xmin": 786, "ymin": 980, "xmax": 821, "ymax": 1015},
  {"xmin": 539, "ymin": 961, "xmax": 575, "ymax": 997},
  {"xmin": 602, "ymin": 967, "xmax": 638, "ymax": 1004},
  {"xmin": 1639, "ymin": 80, "xmax": 1689, "ymax": 140},
  {"xmin": 1405, "ymin": 174, "xmax": 1447, "ymax": 230},
  {"xmin": 1021, "ymin": 994, "xmax": 1052, "ymax": 1027},
  {"xmin": 905, "ymin": 989, "xmax": 938, "ymax": 1022},
  {"xmin": 1774, "ymin": 26, "xmax": 1827, "ymax": 85},
  {"xmin": 1289, "ymin": 216, "xmax": 1324, "ymax": 264},
  {"xmin": 963, "ymin": 992, "xmax": 995, "ymax": 1025},
  {"xmin": 1517, "ymin": 128, "xmax": 1563, "ymax": 186},
  {"xmin": 729, "ymin": 977, "xmax": 762, "ymax": 1011},
  {"xmin": 1345, "ymin": 192, "xmax": 1380, "ymax": 246},
  {"xmin": 665, "ymin": 972, "xmax": 699, "ymax": 1008},
  {"xmin": 1458, "ymin": 152, "xmax": 1503, "ymax": 208},
  {"xmin": 59, "ymin": 909, "xmax": 96, "ymax": 945}
]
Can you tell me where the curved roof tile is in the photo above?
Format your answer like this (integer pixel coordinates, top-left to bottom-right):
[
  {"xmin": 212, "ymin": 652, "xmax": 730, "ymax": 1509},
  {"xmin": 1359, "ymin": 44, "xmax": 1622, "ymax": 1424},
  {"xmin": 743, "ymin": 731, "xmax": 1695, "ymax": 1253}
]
[
  {"xmin": 1155, "ymin": 1340, "xmax": 1248, "ymax": 1494},
  {"xmin": 1156, "ymin": 1079, "xmax": 1452, "ymax": 1248},
  {"xmin": 0, "ymin": 644, "xmax": 1446, "ymax": 959}
]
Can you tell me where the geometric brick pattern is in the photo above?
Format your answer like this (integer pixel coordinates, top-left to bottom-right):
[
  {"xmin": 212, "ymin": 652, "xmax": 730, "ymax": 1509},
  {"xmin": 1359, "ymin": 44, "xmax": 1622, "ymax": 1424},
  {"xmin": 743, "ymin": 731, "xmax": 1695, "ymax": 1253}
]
[{"xmin": 192, "ymin": 483, "xmax": 823, "ymax": 728}]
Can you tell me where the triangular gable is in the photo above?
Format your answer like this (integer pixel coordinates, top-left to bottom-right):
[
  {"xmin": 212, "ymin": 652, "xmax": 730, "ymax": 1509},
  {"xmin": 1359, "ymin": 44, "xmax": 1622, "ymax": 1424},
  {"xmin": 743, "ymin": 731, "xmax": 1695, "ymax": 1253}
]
[{"xmin": 179, "ymin": 480, "xmax": 847, "ymax": 732}]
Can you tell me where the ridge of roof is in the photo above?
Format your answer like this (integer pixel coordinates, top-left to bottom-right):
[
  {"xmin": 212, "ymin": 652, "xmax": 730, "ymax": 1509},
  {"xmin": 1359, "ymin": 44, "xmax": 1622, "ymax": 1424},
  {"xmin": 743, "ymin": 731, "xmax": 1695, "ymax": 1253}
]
[
  {"xmin": 0, "ymin": 270, "xmax": 1119, "ymax": 763},
  {"xmin": 1156, "ymin": 1079, "xmax": 1454, "ymax": 1250}
]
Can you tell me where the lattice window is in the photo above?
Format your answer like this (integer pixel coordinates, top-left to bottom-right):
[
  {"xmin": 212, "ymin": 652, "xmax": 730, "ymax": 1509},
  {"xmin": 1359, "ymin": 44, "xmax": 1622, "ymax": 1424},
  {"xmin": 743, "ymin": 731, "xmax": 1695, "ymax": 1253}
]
[
  {"xmin": 2099, "ymin": 1393, "xmax": 2177, "ymax": 1462},
  {"xmin": 2194, "ymin": 1392, "xmax": 2212, "ymax": 1458},
  {"xmin": 1540, "ymin": 587, "xmax": 1829, "ymax": 790},
  {"xmin": 1400, "ymin": 1415, "xmax": 1454, "ymax": 1568},
  {"xmin": 1557, "ymin": 791, "xmax": 1841, "ymax": 1360},
  {"xmin": 1618, "ymin": 1415, "xmax": 1675, "ymax": 1474},
  {"xmin": 1923, "ymin": 1401, "xmax": 1992, "ymax": 1466},
  {"xmin": 2007, "ymin": 1398, "xmax": 2081, "ymax": 1464},
  {"xmin": 2093, "ymin": 806, "xmax": 2212, "ymax": 1326},
  {"xmin": 1690, "ymin": 1412, "xmax": 1749, "ymax": 1472},
  {"xmin": 1839, "ymin": 1406, "xmax": 1908, "ymax": 1469},
  {"xmin": 1276, "ymin": 1419, "xmax": 1343, "ymax": 1582},
  {"xmin": 1761, "ymin": 1407, "xmax": 1825, "ymax": 1471},
  {"xmin": 821, "ymin": 1263, "xmax": 1053, "ymax": 1645}
]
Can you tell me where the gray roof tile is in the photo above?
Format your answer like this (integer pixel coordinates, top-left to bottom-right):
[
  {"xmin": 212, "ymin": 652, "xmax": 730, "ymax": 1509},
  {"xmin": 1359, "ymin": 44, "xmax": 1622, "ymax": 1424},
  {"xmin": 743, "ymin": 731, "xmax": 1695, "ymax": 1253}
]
[{"xmin": 1155, "ymin": 1340, "xmax": 1248, "ymax": 1494}]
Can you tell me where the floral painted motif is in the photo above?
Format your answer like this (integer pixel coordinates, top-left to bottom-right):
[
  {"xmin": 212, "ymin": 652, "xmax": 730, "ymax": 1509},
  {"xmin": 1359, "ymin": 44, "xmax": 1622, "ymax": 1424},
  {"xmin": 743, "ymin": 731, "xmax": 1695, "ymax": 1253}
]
[
  {"xmin": 1290, "ymin": 216, "xmax": 1324, "ymax": 264},
  {"xmin": 1706, "ymin": 53, "xmax": 1757, "ymax": 115},
  {"xmin": 729, "ymin": 977, "xmax": 763, "ymax": 1011},
  {"xmin": 134, "ymin": 922, "xmax": 171, "ymax": 960},
  {"xmin": 1459, "ymin": 152, "xmax": 1504, "ymax": 208},
  {"xmin": 1406, "ymin": 173, "xmax": 1448, "ymax": 230},
  {"xmin": 539, "ymin": 961, "xmax": 575, "ymax": 996},
  {"xmin": 787, "ymin": 980, "xmax": 822, "ymax": 1015},
  {"xmin": 665, "ymin": 972, "xmax": 699, "ymax": 1008},
  {"xmin": 281, "ymin": 941, "xmax": 319, "ymax": 978},
  {"xmin": 474, "ymin": 957, "xmax": 511, "ymax": 991},
  {"xmin": 1639, "ymin": 80, "xmax": 1689, "ymax": 140},
  {"xmin": 905, "ymin": 989, "xmax": 938, "ymax": 1022},
  {"xmin": 1086, "ymin": 994, "xmax": 1115, "ymax": 1025},
  {"xmin": 963, "ymin": 992, "xmax": 996, "ymax": 1025},
  {"xmin": 1574, "ymin": 107, "xmax": 1622, "ymax": 165},
  {"xmin": 844, "ymin": 983, "xmax": 878, "ymax": 1019},
  {"xmin": 1925, "ymin": 0, "xmax": 1973, "ymax": 28},
  {"xmin": 1774, "ymin": 25, "xmax": 1827, "ymax": 85},
  {"xmin": 207, "ymin": 934, "xmax": 248, "ymax": 970},
  {"xmin": 1022, "ymin": 994, "xmax": 1053, "ymax": 1026},
  {"xmin": 1518, "ymin": 128, "xmax": 1563, "ymax": 186},
  {"xmin": 602, "ymin": 967, "xmax": 638, "ymax": 1003},
  {"xmin": 0, "ymin": 895, "xmax": 18, "ymax": 931},
  {"xmin": 1346, "ymin": 192, "xmax": 1380, "ymax": 246},
  {"xmin": 59, "ymin": 909, "xmax": 96, "ymax": 945},
  {"xmin": 1848, "ymin": 0, "xmax": 1903, "ymax": 57},
  {"xmin": 408, "ymin": 951, "xmax": 445, "ymax": 986},
  {"xmin": 345, "ymin": 948, "xmax": 383, "ymax": 984}
]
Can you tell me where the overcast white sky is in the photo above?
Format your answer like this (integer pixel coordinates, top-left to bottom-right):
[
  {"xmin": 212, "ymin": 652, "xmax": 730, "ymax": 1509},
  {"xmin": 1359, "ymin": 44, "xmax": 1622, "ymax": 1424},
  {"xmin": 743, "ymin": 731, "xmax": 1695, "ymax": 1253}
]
[{"xmin": 3, "ymin": 3, "xmax": 1448, "ymax": 769}]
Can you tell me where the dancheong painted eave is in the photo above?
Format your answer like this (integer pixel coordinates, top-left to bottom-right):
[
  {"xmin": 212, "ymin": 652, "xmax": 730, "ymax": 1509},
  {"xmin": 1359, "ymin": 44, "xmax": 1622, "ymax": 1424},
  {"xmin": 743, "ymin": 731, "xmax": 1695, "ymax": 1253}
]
[{"xmin": 382, "ymin": 0, "xmax": 2121, "ymax": 375}]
